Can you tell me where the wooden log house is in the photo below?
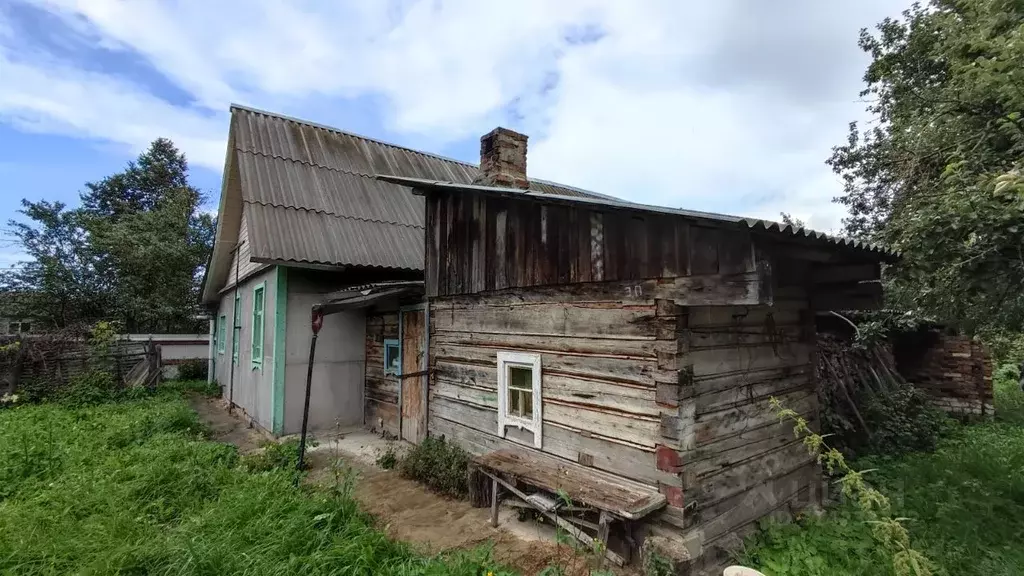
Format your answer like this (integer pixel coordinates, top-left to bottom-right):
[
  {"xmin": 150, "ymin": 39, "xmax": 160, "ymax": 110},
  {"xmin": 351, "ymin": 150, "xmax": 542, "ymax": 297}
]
[{"xmin": 378, "ymin": 127, "xmax": 895, "ymax": 572}]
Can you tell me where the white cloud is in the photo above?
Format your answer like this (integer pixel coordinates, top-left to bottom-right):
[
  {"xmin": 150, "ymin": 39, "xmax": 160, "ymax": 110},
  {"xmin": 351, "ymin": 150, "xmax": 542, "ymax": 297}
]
[{"xmin": 0, "ymin": 0, "xmax": 912, "ymax": 231}]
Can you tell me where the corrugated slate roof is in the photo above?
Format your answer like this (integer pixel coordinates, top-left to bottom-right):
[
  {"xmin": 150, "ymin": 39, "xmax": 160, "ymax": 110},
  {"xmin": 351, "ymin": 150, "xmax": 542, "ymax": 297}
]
[
  {"xmin": 376, "ymin": 176, "xmax": 898, "ymax": 262},
  {"xmin": 230, "ymin": 104, "xmax": 609, "ymax": 270}
]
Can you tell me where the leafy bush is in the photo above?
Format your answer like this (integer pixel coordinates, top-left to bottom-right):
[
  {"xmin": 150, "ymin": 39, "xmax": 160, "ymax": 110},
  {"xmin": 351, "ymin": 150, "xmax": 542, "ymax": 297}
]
[
  {"xmin": 59, "ymin": 370, "xmax": 118, "ymax": 407},
  {"xmin": 398, "ymin": 435, "xmax": 469, "ymax": 498},
  {"xmin": 164, "ymin": 378, "xmax": 221, "ymax": 397},
  {"xmin": 994, "ymin": 362, "xmax": 1024, "ymax": 425},
  {"xmin": 376, "ymin": 444, "xmax": 400, "ymax": 470},
  {"xmin": 177, "ymin": 359, "xmax": 208, "ymax": 381},
  {"xmin": 859, "ymin": 383, "xmax": 955, "ymax": 456}
]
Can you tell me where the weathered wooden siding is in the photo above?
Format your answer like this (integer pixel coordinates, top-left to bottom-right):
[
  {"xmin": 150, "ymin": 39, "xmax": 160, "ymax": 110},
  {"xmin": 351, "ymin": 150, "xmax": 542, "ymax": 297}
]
[
  {"xmin": 425, "ymin": 191, "xmax": 761, "ymax": 297},
  {"xmin": 427, "ymin": 285, "xmax": 681, "ymax": 489},
  {"xmin": 225, "ymin": 211, "xmax": 266, "ymax": 289},
  {"xmin": 681, "ymin": 293, "xmax": 821, "ymax": 566},
  {"xmin": 365, "ymin": 310, "xmax": 400, "ymax": 436}
]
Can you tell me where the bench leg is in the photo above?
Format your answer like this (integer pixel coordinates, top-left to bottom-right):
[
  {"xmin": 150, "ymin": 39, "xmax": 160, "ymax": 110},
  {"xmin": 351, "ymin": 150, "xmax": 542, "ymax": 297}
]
[{"xmin": 490, "ymin": 476, "xmax": 499, "ymax": 527}]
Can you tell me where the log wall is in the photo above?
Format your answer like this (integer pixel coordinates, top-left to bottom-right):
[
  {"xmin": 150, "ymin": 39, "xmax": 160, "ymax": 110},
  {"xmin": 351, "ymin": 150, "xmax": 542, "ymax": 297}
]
[
  {"xmin": 427, "ymin": 284, "xmax": 681, "ymax": 489},
  {"xmin": 681, "ymin": 295, "xmax": 822, "ymax": 570},
  {"xmin": 365, "ymin": 310, "xmax": 400, "ymax": 436}
]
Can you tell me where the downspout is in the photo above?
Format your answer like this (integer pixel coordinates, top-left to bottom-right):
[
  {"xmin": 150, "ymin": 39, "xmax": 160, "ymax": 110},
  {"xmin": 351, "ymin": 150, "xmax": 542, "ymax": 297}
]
[
  {"xmin": 207, "ymin": 317, "xmax": 215, "ymax": 386},
  {"xmin": 227, "ymin": 241, "xmax": 242, "ymax": 414}
]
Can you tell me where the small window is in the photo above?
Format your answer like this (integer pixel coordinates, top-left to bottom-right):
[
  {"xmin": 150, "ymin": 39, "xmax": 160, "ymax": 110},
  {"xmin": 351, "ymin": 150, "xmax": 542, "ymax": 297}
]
[
  {"xmin": 217, "ymin": 315, "xmax": 226, "ymax": 354},
  {"xmin": 384, "ymin": 339, "xmax": 401, "ymax": 375},
  {"xmin": 251, "ymin": 283, "xmax": 265, "ymax": 370},
  {"xmin": 497, "ymin": 351, "xmax": 542, "ymax": 448}
]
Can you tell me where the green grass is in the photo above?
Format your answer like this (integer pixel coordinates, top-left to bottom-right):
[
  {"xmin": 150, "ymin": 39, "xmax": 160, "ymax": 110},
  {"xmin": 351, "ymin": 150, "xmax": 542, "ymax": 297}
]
[
  {"xmin": 741, "ymin": 371, "xmax": 1024, "ymax": 576},
  {"xmin": 0, "ymin": 386, "xmax": 511, "ymax": 575}
]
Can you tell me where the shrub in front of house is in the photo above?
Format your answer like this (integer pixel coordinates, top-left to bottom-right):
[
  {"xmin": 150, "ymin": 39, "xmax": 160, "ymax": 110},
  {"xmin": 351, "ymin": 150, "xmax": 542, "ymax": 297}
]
[{"xmin": 397, "ymin": 435, "xmax": 469, "ymax": 498}]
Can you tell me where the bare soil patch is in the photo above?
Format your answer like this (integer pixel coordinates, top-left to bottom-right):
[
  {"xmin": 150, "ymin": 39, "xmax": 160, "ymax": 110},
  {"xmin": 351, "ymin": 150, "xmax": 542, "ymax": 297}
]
[
  {"xmin": 188, "ymin": 399, "xmax": 626, "ymax": 575},
  {"xmin": 189, "ymin": 394, "xmax": 265, "ymax": 454}
]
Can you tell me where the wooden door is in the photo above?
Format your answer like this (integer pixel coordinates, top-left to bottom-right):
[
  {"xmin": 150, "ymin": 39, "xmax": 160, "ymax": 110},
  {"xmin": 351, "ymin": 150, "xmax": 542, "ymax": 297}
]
[{"xmin": 401, "ymin": 309, "xmax": 426, "ymax": 443}]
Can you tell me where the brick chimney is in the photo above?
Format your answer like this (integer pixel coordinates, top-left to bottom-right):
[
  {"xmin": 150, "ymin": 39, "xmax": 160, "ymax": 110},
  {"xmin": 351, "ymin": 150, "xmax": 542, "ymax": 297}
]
[{"xmin": 474, "ymin": 127, "xmax": 529, "ymax": 189}]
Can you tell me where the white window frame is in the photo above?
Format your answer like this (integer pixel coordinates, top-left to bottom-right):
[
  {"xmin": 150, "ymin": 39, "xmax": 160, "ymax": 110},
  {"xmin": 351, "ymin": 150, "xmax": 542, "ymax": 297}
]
[{"xmin": 497, "ymin": 351, "xmax": 542, "ymax": 449}]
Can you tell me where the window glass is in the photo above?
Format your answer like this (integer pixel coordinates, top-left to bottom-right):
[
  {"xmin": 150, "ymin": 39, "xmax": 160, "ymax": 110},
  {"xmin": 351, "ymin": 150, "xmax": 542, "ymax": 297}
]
[
  {"xmin": 384, "ymin": 339, "xmax": 400, "ymax": 375},
  {"xmin": 507, "ymin": 366, "xmax": 533, "ymax": 418}
]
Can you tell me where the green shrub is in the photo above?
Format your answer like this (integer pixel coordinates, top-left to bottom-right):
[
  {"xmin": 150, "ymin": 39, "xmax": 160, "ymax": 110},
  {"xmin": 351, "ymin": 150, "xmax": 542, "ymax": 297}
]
[
  {"xmin": 994, "ymin": 362, "xmax": 1024, "ymax": 424},
  {"xmin": 376, "ymin": 444, "xmax": 400, "ymax": 470},
  {"xmin": 398, "ymin": 435, "xmax": 469, "ymax": 498},
  {"xmin": 59, "ymin": 370, "xmax": 118, "ymax": 407},
  {"xmin": 859, "ymin": 383, "xmax": 955, "ymax": 457},
  {"xmin": 164, "ymin": 378, "xmax": 221, "ymax": 397},
  {"xmin": 177, "ymin": 359, "xmax": 208, "ymax": 381}
]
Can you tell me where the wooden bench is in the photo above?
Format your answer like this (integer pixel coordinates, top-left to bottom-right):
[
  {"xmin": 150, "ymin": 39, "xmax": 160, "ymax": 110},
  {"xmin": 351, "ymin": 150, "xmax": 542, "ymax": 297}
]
[{"xmin": 470, "ymin": 448, "xmax": 667, "ymax": 566}]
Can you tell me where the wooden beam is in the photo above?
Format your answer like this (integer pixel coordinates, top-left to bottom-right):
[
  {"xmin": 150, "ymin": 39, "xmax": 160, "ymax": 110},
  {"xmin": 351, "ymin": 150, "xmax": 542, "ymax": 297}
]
[
  {"xmin": 811, "ymin": 263, "xmax": 880, "ymax": 285},
  {"xmin": 811, "ymin": 281, "xmax": 883, "ymax": 311}
]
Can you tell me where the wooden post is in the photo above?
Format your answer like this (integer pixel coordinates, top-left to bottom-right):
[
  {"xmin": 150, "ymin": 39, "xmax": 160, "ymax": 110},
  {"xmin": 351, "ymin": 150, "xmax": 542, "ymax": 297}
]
[{"xmin": 490, "ymin": 476, "xmax": 500, "ymax": 527}]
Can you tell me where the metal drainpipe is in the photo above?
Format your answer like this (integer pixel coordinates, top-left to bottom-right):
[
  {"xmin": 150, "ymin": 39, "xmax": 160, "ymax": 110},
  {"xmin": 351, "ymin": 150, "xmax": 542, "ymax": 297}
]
[{"xmin": 227, "ymin": 241, "xmax": 242, "ymax": 414}]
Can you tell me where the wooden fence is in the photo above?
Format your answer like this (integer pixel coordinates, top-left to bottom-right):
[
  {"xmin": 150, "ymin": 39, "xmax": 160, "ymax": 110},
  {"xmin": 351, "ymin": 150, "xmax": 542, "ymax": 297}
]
[{"xmin": 1, "ymin": 334, "xmax": 162, "ymax": 396}]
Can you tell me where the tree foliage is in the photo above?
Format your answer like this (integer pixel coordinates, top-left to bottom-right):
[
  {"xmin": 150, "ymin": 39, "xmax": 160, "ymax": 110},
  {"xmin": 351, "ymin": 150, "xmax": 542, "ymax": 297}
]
[
  {"xmin": 830, "ymin": 0, "xmax": 1024, "ymax": 334},
  {"xmin": 1, "ymin": 139, "xmax": 214, "ymax": 333}
]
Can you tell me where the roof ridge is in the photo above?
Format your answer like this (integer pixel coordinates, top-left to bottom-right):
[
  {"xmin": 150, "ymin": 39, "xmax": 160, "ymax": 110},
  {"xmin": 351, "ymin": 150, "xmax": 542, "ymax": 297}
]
[
  {"xmin": 229, "ymin": 103, "xmax": 613, "ymax": 201},
  {"xmin": 230, "ymin": 103, "xmax": 477, "ymax": 169},
  {"xmin": 243, "ymin": 199, "xmax": 425, "ymax": 229}
]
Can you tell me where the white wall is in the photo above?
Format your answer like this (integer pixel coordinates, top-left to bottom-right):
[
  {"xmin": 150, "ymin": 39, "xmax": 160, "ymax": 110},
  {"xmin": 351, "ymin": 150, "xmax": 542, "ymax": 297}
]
[
  {"xmin": 284, "ymin": 275, "xmax": 366, "ymax": 435},
  {"xmin": 213, "ymin": 266, "xmax": 277, "ymax": 432}
]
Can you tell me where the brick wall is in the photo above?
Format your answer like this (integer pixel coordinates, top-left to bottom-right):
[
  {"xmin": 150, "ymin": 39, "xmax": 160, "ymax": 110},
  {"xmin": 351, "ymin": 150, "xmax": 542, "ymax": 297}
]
[{"xmin": 894, "ymin": 331, "xmax": 994, "ymax": 417}]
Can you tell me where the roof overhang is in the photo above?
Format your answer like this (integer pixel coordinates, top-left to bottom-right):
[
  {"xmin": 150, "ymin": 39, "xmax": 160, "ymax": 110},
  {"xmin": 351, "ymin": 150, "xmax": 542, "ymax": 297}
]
[{"xmin": 314, "ymin": 280, "xmax": 424, "ymax": 316}]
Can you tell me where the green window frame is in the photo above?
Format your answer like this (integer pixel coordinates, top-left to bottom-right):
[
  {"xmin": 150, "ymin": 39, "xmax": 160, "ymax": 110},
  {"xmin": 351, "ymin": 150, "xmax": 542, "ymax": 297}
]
[
  {"xmin": 217, "ymin": 315, "xmax": 226, "ymax": 354},
  {"xmin": 232, "ymin": 293, "xmax": 241, "ymax": 365},
  {"xmin": 251, "ymin": 282, "xmax": 266, "ymax": 370}
]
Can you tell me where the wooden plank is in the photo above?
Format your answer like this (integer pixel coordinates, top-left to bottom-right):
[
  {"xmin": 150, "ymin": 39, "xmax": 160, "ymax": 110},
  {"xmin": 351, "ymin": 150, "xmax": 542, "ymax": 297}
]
[
  {"xmin": 475, "ymin": 448, "xmax": 665, "ymax": 520},
  {"xmin": 693, "ymin": 365, "xmax": 813, "ymax": 396},
  {"xmin": 591, "ymin": 212, "xmax": 604, "ymax": 282},
  {"xmin": 431, "ymin": 330, "xmax": 669, "ymax": 360},
  {"xmin": 545, "ymin": 400, "xmax": 660, "ymax": 448},
  {"xmin": 429, "ymin": 397, "xmax": 677, "ymax": 486},
  {"xmin": 495, "ymin": 207, "xmax": 508, "ymax": 290},
  {"xmin": 687, "ymin": 304, "xmax": 805, "ymax": 329},
  {"xmin": 689, "ymin": 226, "xmax": 720, "ymax": 275},
  {"xmin": 695, "ymin": 374, "xmax": 811, "ymax": 415},
  {"xmin": 431, "ymin": 300, "xmax": 659, "ymax": 339},
  {"xmin": 432, "ymin": 347, "xmax": 660, "ymax": 387},
  {"xmin": 718, "ymin": 232, "xmax": 754, "ymax": 275},
  {"xmin": 694, "ymin": 389, "xmax": 816, "ymax": 446},
  {"xmin": 697, "ymin": 463, "xmax": 818, "ymax": 544},
  {"xmin": 691, "ymin": 343, "xmax": 812, "ymax": 378}
]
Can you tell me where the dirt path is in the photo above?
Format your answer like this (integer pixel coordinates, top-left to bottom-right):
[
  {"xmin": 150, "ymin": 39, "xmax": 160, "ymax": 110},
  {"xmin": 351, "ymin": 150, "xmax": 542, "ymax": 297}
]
[
  {"xmin": 189, "ymin": 398, "xmax": 626, "ymax": 575},
  {"xmin": 189, "ymin": 394, "xmax": 265, "ymax": 454}
]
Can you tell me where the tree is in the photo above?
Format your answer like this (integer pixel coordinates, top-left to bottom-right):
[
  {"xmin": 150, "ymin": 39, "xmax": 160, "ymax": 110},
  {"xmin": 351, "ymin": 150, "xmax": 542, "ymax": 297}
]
[
  {"xmin": 1, "ymin": 201, "xmax": 108, "ymax": 328},
  {"xmin": 830, "ymin": 0, "xmax": 1024, "ymax": 333},
  {"xmin": 2, "ymin": 139, "xmax": 215, "ymax": 333}
]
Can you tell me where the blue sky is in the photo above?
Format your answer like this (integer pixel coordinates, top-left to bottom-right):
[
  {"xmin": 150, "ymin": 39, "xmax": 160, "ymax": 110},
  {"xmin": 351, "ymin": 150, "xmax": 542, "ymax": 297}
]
[{"xmin": 0, "ymin": 0, "xmax": 913, "ymax": 266}]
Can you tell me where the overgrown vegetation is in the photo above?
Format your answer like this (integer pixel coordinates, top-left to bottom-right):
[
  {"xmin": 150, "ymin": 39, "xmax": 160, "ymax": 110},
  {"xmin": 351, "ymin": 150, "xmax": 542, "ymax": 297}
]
[
  {"xmin": 241, "ymin": 439, "xmax": 304, "ymax": 473},
  {"xmin": 176, "ymin": 358, "xmax": 209, "ymax": 381},
  {"xmin": 743, "ymin": 390, "xmax": 1024, "ymax": 576},
  {"xmin": 396, "ymin": 435, "xmax": 470, "ymax": 498},
  {"xmin": 0, "ymin": 387, "xmax": 510, "ymax": 575},
  {"xmin": 376, "ymin": 443, "xmax": 400, "ymax": 470}
]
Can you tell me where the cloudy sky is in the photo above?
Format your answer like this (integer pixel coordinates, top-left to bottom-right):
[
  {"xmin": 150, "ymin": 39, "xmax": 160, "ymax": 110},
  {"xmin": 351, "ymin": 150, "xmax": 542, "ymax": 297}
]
[{"xmin": 0, "ymin": 0, "xmax": 911, "ymax": 266}]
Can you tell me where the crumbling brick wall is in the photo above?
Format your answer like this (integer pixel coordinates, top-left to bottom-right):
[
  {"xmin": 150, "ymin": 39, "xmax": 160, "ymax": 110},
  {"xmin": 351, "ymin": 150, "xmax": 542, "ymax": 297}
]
[{"xmin": 894, "ymin": 331, "xmax": 994, "ymax": 417}]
